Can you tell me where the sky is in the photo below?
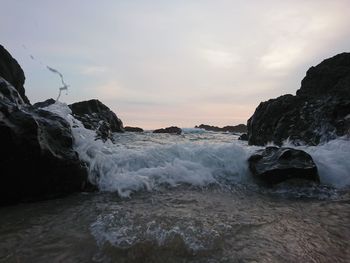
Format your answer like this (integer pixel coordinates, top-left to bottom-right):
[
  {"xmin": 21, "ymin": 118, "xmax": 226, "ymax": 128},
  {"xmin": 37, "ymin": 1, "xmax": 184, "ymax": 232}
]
[{"xmin": 1, "ymin": 0, "xmax": 350, "ymax": 129}]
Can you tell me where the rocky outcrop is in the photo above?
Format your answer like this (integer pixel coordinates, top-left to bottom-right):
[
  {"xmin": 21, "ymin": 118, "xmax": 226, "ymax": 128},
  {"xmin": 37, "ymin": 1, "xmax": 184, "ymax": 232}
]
[
  {"xmin": 69, "ymin": 99, "xmax": 124, "ymax": 142},
  {"xmin": 248, "ymin": 53, "xmax": 350, "ymax": 146},
  {"xmin": 195, "ymin": 124, "xmax": 247, "ymax": 133},
  {"xmin": 125, "ymin": 126, "xmax": 144, "ymax": 132},
  {"xmin": 153, "ymin": 126, "xmax": 182, "ymax": 134},
  {"xmin": 0, "ymin": 44, "xmax": 29, "ymax": 104},
  {"xmin": 0, "ymin": 78, "xmax": 91, "ymax": 205},
  {"xmin": 248, "ymin": 147, "xmax": 319, "ymax": 185}
]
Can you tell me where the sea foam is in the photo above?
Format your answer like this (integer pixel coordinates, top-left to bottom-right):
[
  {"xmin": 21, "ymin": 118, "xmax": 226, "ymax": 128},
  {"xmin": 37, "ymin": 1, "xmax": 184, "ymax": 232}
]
[{"xmin": 44, "ymin": 102, "xmax": 350, "ymax": 196}]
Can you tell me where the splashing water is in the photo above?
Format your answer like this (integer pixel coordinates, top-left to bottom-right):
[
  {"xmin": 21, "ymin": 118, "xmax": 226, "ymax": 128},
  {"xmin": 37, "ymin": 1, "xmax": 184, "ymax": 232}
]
[{"xmin": 44, "ymin": 102, "xmax": 350, "ymax": 197}]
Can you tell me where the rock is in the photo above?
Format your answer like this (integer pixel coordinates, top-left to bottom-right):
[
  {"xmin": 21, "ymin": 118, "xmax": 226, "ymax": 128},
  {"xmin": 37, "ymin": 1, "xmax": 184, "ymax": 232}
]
[
  {"xmin": 238, "ymin": 133, "xmax": 248, "ymax": 141},
  {"xmin": 248, "ymin": 53, "xmax": 350, "ymax": 146},
  {"xmin": 153, "ymin": 126, "xmax": 182, "ymax": 134},
  {"xmin": 33, "ymin": 98, "xmax": 56, "ymax": 108},
  {"xmin": 248, "ymin": 147, "xmax": 319, "ymax": 185},
  {"xmin": 0, "ymin": 78, "xmax": 91, "ymax": 205},
  {"xmin": 195, "ymin": 124, "xmax": 247, "ymax": 133},
  {"xmin": 125, "ymin": 126, "xmax": 144, "ymax": 132},
  {"xmin": 0, "ymin": 44, "xmax": 30, "ymax": 104},
  {"xmin": 69, "ymin": 99, "xmax": 124, "ymax": 142}
]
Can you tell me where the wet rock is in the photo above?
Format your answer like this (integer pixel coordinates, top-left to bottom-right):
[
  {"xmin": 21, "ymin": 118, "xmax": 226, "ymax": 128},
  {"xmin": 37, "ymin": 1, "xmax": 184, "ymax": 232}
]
[
  {"xmin": 0, "ymin": 45, "xmax": 30, "ymax": 104},
  {"xmin": 248, "ymin": 147, "xmax": 319, "ymax": 185},
  {"xmin": 69, "ymin": 99, "xmax": 124, "ymax": 142},
  {"xmin": 248, "ymin": 53, "xmax": 350, "ymax": 146},
  {"xmin": 33, "ymin": 98, "xmax": 56, "ymax": 108},
  {"xmin": 153, "ymin": 126, "xmax": 182, "ymax": 134},
  {"xmin": 125, "ymin": 126, "xmax": 144, "ymax": 132},
  {"xmin": 238, "ymin": 133, "xmax": 248, "ymax": 141},
  {"xmin": 0, "ymin": 78, "xmax": 91, "ymax": 205},
  {"xmin": 195, "ymin": 124, "xmax": 247, "ymax": 133}
]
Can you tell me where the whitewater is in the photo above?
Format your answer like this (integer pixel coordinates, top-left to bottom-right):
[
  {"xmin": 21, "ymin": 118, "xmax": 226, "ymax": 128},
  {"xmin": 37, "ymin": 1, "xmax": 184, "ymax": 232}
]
[
  {"xmin": 0, "ymin": 102, "xmax": 349, "ymax": 263},
  {"xmin": 47, "ymin": 102, "xmax": 350, "ymax": 196}
]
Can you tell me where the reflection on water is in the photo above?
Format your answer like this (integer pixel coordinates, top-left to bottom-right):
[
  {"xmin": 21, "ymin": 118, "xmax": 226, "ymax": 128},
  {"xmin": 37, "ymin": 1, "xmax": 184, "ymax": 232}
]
[{"xmin": 1, "ymin": 187, "xmax": 349, "ymax": 263}]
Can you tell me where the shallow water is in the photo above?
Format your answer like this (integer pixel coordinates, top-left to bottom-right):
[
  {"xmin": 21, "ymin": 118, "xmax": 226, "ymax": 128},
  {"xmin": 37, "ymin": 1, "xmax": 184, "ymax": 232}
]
[
  {"xmin": 1, "ymin": 103, "xmax": 349, "ymax": 262},
  {"xmin": 0, "ymin": 188, "xmax": 349, "ymax": 263}
]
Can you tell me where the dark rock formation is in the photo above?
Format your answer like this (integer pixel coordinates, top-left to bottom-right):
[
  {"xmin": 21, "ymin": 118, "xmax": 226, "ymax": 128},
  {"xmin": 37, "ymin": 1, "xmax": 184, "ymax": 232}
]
[
  {"xmin": 69, "ymin": 99, "xmax": 124, "ymax": 142},
  {"xmin": 248, "ymin": 147, "xmax": 319, "ymax": 185},
  {"xmin": 248, "ymin": 53, "xmax": 350, "ymax": 146},
  {"xmin": 0, "ymin": 78, "xmax": 91, "ymax": 205},
  {"xmin": 125, "ymin": 126, "xmax": 144, "ymax": 132},
  {"xmin": 153, "ymin": 126, "xmax": 182, "ymax": 134},
  {"xmin": 33, "ymin": 98, "xmax": 56, "ymax": 108},
  {"xmin": 0, "ymin": 44, "xmax": 29, "ymax": 104},
  {"xmin": 238, "ymin": 133, "xmax": 248, "ymax": 141},
  {"xmin": 195, "ymin": 124, "xmax": 247, "ymax": 133}
]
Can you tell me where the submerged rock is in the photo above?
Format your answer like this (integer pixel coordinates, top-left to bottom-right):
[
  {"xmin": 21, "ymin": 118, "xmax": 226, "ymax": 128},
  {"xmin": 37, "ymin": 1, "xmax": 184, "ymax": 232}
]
[
  {"xmin": 125, "ymin": 126, "xmax": 144, "ymax": 132},
  {"xmin": 69, "ymin": 99, "xmax": 124, "ymax": 142},
  {"xmin": 248, "ymin": 53, "xmax": 350, "ymax": 146},
  {"xmin": 195, "ymin": 124, "xmax": 247, "ymax": 133},
  {"xmin": 0, "ymin": 78, "xmax": 91, "ymax": 205},
  {"xmin": 248, "ymin": 147, "xmax": 319, "ymax": 185},
  {"xmin": 0, "ymin": 44, "xmax": 30, "ymax": 104},
  {"xmin": 153, "ymin": 126, "xmax": 182, "ymax": 134}
]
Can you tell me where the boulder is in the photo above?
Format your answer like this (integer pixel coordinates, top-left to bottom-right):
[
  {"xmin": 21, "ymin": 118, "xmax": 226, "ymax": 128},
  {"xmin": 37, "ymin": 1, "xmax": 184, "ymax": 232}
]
[
  {"xmin": 153, "ymin": 126, "xmax": 182, "ymax": 134},
  {"xmin": 125, "ymin": 126, "xmax": 144, "ymax": 132},
  {"xmin": 0, "ymin": 78, "xmax": 91, "ymax": 205},
  {"xmin": 248, "ymin": 147, "xmax": 319, "ymax": 185},
  {"xmin": 238, "ymin": 133, "xmax": 248, "ymax": 141},
  {"xmin": 33, "ymin": 98, "xmax": 56, "ymax": 108},
  {"xmin": 195, "ymin": 124, "xmax": 247, "ymax": 133},
  {"xmin": 248, "ymin": 53, "xmax": 350, "ymax": 146},
  {"xmin": 69, "ymin": 99, "xmax": 124, "ymax": 142},
  {"xmin": 0, "ymin": 44, "xmax": 29, "ymax": 104}
]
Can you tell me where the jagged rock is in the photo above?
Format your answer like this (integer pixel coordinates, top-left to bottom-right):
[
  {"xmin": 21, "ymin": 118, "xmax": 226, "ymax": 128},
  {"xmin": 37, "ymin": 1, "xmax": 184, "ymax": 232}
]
[
  {"xmin": 33, "ymin": 98, "xmax": 56, "ymax": 108},
  {"xmin": 238, "ymin": 133, "xmax": 248, "ymax": 141},
  {"xmin": 69, "ymin": 99, "xmax": 124, "ymax": 142},
  {"xmin": 0, "ymin": 78, "xmax": 91, "ymax": 205},
  {"xmin": 195, "ymin": 124, "xmax": 247, "ymax": 133},
  {"xmin": 153, "ymin": 126, "xmax": 182, "ymax": 134},
  {"xmin": 0, "ymin": 44, "xmax": 29, "ymax": 104},
  {"xmin": 125, "ymin": 126, "xmax": 144, "ymax": 132},
  {"xmin": 248, "ymin": 53, "xmax": 350, "ymax": 146},
  {"xmin": 248, "ymin": 147, "xmax": 319, "ymax": 185}
]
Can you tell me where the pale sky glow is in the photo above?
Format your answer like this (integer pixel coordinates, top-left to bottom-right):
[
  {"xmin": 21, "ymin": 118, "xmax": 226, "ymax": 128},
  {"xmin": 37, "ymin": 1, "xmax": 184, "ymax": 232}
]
[{"xmin": 1, "ymin": 0, "xmax": 350, "ymax": 129}]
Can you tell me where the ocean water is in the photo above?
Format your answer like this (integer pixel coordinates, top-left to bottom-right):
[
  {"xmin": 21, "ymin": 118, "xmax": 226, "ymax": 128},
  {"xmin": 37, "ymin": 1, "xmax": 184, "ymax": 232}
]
[{"xmin": 0, "ymin": 102, "xmax": 349, "ymax": 262}]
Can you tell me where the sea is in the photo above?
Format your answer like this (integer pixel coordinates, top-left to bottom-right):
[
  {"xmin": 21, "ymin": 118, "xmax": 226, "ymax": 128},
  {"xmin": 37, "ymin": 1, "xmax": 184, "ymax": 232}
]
[{"xmin": 0, "ymin": 102, "xmax": 349, "ymax": 263}]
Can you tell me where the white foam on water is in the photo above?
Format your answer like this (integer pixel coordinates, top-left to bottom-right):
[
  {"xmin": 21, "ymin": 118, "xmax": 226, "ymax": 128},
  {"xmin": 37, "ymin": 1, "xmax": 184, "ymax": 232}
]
[
  {"xmin": 44, "ymin": 102, "xmax": 251, "ymax": 197},
  {"xmin": 294, "ymin": 138, "xmax": 350, "ymax": 187},
  {"xmin": 44, "ymin": 102, "xmax": 350, "ymax": 196}
]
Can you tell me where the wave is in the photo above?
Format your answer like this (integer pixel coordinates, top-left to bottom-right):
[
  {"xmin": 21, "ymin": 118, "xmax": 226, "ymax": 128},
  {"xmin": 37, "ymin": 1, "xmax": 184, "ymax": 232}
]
[{"xmin": 44, "ymin": 102, "xmax": 350, "ymax": 197}]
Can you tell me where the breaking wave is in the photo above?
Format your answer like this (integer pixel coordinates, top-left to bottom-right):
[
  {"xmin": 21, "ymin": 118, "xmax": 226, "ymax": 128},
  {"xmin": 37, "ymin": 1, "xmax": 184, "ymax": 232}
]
[{"xmin": 45, "ymin": 102, "xmax": 350, "ymax": 197}]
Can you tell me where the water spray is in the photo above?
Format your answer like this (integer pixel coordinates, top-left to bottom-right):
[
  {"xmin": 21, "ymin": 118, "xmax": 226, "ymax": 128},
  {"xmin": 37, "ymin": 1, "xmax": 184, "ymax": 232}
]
[{"xmin": 22, "ymin": 45, "xmax": 70, "ymax": 101}]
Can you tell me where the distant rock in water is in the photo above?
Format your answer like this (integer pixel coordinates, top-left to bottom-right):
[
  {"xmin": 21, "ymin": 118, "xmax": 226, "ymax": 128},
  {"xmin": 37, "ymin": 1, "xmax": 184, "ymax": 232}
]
[
  {"xmin": 153, "ymin": 126, "xmax": 182, "ymax": 134},
  {"xmin": 195, "ymin": 124, "xmax": 247, "ymax": 133},
  {"xmin": 248, "ymin": 147, "xmax": 319, "ymax": 185},
  {"xmin": 248, "ymin": 53, "xmax": 350, "ymax": 146},
  {"xmin": 0, "ymin": 44, "xmax": 30, "ymax": 104},
  {"xmin": 238, "ymin": 133, "xmax": 248, "ymax": 141},
  {"xmin": 69, "ymin": 99, "xmax": 124, "ymax": 142},
  {"xmin": 125, "ymin": 126, "xmax": 144, "ymax": 132},
  {"xmin": 0, "ymin": 78, "xmax": 91, "ymax": 205}
]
